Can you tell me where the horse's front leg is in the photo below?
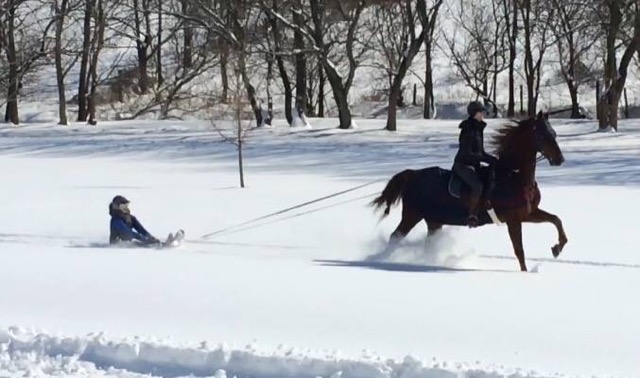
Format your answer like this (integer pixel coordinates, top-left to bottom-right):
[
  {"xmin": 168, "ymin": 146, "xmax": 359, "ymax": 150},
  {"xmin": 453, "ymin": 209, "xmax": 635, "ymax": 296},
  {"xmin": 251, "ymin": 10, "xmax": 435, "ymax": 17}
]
[
  {"xmin": 507, "ymin": 221, "xmax": 527, "ymax": 271},
  {"xmin": 524, "ymin": 208, "xmax": 568, "ymax": 258}
]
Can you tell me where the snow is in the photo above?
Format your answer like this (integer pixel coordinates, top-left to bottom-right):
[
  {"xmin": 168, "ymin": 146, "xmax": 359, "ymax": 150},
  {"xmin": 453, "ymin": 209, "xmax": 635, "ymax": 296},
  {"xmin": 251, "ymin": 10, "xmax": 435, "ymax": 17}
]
[{"xmin": 1, "ymin": 117, "xmax": 640, "ymax": 378}]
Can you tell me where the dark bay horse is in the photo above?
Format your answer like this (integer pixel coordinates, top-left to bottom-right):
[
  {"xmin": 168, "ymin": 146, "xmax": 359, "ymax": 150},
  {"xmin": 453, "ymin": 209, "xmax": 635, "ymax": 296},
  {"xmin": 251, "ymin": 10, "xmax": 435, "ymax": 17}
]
[{"xmin": 370, "ymin": 112, "xmax": 567, "ymax": 271}]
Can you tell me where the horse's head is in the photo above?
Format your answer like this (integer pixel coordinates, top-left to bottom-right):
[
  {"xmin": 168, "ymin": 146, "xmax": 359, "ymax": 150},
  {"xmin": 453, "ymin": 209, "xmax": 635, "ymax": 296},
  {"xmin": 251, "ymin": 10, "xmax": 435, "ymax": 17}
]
[
  {"xmin": 493, "ymin": 112, "xmax": 564, "ymax": 169},
  {"xmin": 532, "ymin": 111, "xmax": 564, "ymax": 166}
]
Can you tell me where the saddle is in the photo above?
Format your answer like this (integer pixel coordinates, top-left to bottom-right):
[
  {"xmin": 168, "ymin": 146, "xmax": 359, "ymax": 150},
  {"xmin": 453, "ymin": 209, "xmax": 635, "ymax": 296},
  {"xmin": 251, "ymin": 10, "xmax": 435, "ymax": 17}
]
[
  {"xmin": 448, "ymin": 173, "xmax": 463, "ymax": 199},
  {"xmin": 447, "ymin": 166, "xmax": 501, "ymax": 224},
  {"xmin": 447, "ymin": 166, "xmax": 491, "ymax": 199}
]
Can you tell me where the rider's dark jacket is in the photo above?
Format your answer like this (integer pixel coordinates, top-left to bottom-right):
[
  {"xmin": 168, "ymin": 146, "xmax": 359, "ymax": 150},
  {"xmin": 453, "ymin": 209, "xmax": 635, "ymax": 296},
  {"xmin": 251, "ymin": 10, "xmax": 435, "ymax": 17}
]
[{"xmin": 453, "ymin": 117, "xmax": 497, "ymax": 170}]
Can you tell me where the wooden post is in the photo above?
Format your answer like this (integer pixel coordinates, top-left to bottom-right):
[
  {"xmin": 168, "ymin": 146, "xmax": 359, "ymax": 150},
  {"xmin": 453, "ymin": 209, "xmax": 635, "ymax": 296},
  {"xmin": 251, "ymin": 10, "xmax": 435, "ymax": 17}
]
[
  {"xmin": 595, "ymin": 80, "xmax": 601, "ymax": 119},
  {"xmin": 623, "ymin": 87, "xmax": 629, "ymax": 119},
  {"xmin": 412, "ymin": 84, "xmax": 417, "ymax": 106},
  {"xmin": 519, "ymin": 85, "xmax": 524, "ymax": 115}
]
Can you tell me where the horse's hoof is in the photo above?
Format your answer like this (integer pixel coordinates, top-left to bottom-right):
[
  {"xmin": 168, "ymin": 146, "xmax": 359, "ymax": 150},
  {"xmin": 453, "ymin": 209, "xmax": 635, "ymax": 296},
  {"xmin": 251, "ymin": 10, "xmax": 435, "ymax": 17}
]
[{"xmin": 552, "ymin": 245, "xmax": 561, "ymax": 258}]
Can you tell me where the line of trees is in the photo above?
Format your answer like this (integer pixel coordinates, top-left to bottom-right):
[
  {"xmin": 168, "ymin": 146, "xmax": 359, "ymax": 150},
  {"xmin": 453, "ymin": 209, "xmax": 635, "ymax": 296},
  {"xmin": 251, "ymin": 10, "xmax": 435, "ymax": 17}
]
[{"xmin": 1, "ymin": 0, "xmax": 639, "ymax": 131}]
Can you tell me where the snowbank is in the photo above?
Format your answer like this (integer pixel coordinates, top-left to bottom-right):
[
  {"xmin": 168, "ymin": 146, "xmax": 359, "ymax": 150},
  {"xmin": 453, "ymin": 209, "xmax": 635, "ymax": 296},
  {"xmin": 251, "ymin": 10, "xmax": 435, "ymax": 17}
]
[{"xmin": 1, "ymin": 328, "xmax": 553, "ymax": 378}]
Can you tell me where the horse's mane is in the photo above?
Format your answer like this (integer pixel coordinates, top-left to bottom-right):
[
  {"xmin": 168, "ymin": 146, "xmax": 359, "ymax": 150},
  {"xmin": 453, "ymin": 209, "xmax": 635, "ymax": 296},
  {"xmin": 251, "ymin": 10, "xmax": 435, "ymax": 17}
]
[{"xmin": 491, "ymin": 119, "xmax": 533, "ymax": 156}]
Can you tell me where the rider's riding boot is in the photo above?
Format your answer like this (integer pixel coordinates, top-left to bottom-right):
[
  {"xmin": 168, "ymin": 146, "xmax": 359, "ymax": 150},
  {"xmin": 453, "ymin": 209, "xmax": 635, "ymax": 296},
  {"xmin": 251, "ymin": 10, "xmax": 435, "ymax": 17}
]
[
  {"xmin": 467, "ymin": 214, "xmax": 479, "ymax": 228},
  {"xmin": 467, "ymin": 199, "xmax": 480, "ymax": 228},
  {"xmin": 483, "ymin": 174, "xmax": 496, "ymax": 210}
]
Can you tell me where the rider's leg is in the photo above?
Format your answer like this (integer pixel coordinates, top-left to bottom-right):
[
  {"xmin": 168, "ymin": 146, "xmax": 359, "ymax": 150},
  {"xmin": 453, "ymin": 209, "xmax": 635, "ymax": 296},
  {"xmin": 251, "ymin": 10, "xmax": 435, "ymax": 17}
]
[
  {"xmin": 483, "ymin": 166, "xmax": 496, "ymax": 208},
  {"xmin": 453, "ymin": 163, "xmax": 483, "ymax": 226}
]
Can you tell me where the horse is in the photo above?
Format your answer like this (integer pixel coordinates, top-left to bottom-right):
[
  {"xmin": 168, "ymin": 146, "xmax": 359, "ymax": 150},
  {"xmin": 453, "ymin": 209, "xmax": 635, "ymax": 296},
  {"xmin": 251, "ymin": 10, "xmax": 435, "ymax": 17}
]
[{"xmin": 370, "ymin": 112, "xmax": 566, "ymax": 272}]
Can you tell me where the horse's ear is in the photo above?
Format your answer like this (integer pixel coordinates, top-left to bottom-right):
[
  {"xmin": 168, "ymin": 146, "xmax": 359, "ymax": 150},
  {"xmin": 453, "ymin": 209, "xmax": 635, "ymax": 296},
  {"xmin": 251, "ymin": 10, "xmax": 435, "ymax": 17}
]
[{"xmin": 536, "ymin": 110, "xmax": 543, "ymax": 119}]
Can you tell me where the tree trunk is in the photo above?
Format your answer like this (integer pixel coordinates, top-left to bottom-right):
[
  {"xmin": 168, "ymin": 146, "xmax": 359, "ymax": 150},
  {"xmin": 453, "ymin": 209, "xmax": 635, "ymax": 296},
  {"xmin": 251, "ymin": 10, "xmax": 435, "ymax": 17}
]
[
  {"xmin": 423, "ymin": 39, "xmax": 434, "ymax": 119},
  {"xmin": 293, "ymin": 4, "xmax": 307, "ymax": 123},
  {"xmin": 420, "ymin": 0, "xmax": 442, "ymax": 120},
  {"xmin": 569, "ymin": 83, "xmax": 580, "ymax": 118},
  {"xmin": 520, "ymin": 0, "xmax": 538, "ymax": 117},
  {"xmin": 330, "ymin": 83, "xmax": 352, "ymax": 130},
  {"xmin": 77, "ymin": 0, "xmax": 93, "ymax": 122},
  {"xmin": 267, "ymin": 0, "xmax": 292, "ymax": 124},
  {"xmin": 181, "ymin": 0, "xmax": 192, "ymax": 70},
  {"xmin": 387, "ymin": 29, "xmax": 426, "ymax": 131},
  {"xmin": 238, "ymin": 138, "xmax": 245, "ymax": 187},
  {"xmin": 309, "ymin": 0, "xmax": 358, "ymax": 129},
  {"xmin": 156, "ymin": 0, "xmax": 163, "ymax": 86},
  {"xmin": 598, "ymin": 8, "xmax": 640, "ymax": 130},
  {"xmin": 236, "ymin": 104, "xmax": 245, "ymax": 188},
  {"xmin": 220, "ymin": 43, "xmax": 229, "ymax": 102},
  {"xmin": 318, "ymin": 62, "xmax": 325, "ymax": 117},
  {"xmin": 265, "ymin": 53, "xmax": 274, "ymax": 126},
  {"xmin": 4, "ymin": 2, "xmax": 19, "ymax": 124},
  {"xmin": 54, "ymin": 0, "xmax": 70, "ymax": 125},
  {"xmin": 132, "ymin": 0, "xmax": 149, "ymax": 93},
  {"xmin": 87, "ymin": 0, "xmax": 105, "ymax": 125},
  {"xmin": 238, "ymin": 54, "xmax": 262, "ymax": 127},
  {"xmin": 506, "ymin": 0, "xmax": 517, "ymax": 117},
  {"xmin": 275, "ymin": 56, "xmax": 292, "ymax": 124}
]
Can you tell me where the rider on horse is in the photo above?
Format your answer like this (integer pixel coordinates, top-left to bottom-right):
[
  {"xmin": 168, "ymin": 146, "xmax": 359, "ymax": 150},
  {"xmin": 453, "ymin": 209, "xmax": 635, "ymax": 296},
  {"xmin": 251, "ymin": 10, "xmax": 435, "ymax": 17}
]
[{"xmin": 452, "ymin": 101, "xmax": 498, "ymax": 228}]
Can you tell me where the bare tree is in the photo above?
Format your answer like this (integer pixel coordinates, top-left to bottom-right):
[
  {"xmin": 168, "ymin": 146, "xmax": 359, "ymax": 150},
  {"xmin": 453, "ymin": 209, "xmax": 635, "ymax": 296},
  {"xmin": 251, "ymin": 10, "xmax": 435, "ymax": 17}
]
[
  {"xmin": 597, "ymin": 0, "xmax": 640, "ymax": 131},
  {"xmin": 183, "ymin": 0, "xmax": 264, "ymax": 127},
  {"xmin": 316, "ymin": 55, "xmax": 325, "ymax": 117},
  {"xmin": 53, "ymin": 0, "xmax": 82, "ymax": 125},
  {"xmin": 443, "ymin": 0, "xmax": 508, "ymax": 113},
  {"xmin": 305, "ymin": 54, "xmax": 324, "ymax": 116},
  {"xmin": 211, "ymin": 69, "xmax": 254, "ymax": 188},
  {"xmin": 265, "ymin": 0, "xmax": 373, "ymax": 129},
  {"xmin": 549, "ymin": 0, "xmax": 601, "ymax": 118},
  {"xmin": 368, "ymin": 2, "xmax": 410, "ymax": 105},
  {"xmin": 181, "ymin": 0, "xmax": 193, "ymax": 70},
  {"xmin": 518, "ymin": 0, "xmax": 555, "ymax": 116},
  {"xmin": 292, "ymin": 0, "xmax": 309, "ymax": 126},
  {"xmin": 156, "ymin": 0, "xmax": 163, "ymax": 86},
  {"xmin": 501, "ymin": 0, "xmax": 517, "ymax": 116},
  {"xmin": 132, "ymin": 0, "xmax": 153, "ymax": 93},
  {"xmin": 108, "ymin": 0, "xmax": 223, "ymax": 120},
  {"xmin": 1, "ymin": 0, "xmax": 50, "ymax": 124},
  {"xmin": 1, "ymin": 0, "xmax": 21, "ymax": 124},
  {"xmin": 76, "ymin": 0, "xmax": 93, "ymax": 121},
  {"xmin": 309, "ymin": 0, "xmax": 367, "ymax": 129},
  {"xmin": 262, "ymin": 0, "xmax": 294, "ymax": 124},
  {"xmin": 421, "ymin": 0, "xmax": 441, "ymax": 119},
  {"xmin": 86, "ymin": 0, "xmax": 107, "ymax": 125},
  {"xmin": 53, "ymin": 0, "xmax": 70, "ymax": 125},
  {"xmin": 371, "ymin": 0, "xmax": 443, "ymax": 131}
]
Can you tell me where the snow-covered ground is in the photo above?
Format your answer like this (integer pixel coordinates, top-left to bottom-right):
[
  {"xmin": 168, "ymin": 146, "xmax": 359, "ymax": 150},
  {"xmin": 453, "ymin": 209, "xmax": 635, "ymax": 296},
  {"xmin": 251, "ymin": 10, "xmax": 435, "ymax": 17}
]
[{"xmin": 1, "ymin": 117, "xmax": 639, "ymax": 378}]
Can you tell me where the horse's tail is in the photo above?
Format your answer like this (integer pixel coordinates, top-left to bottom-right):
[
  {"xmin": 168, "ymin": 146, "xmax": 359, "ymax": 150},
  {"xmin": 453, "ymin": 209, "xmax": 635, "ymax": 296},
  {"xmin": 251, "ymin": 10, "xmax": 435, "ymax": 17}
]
[{"xmin": 370, "ymin": 169, "xmax": 414, "ymax": 218}]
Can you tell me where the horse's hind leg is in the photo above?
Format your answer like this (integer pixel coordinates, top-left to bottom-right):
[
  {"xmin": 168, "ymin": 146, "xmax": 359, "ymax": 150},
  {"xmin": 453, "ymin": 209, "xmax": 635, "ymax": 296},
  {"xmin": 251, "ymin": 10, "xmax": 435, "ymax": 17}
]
[
  {"xmin": 524, "ymin": 208, "xmax": 568, "ymax": 258},
  {"xmin": 426, "ymin": 221, "xmax": 443, "ymax": 237},
  {"xmin": 387, "ymin": 205, "xmax": 422, "ymax": 250},
  {"xmin": 366, "ymin": 205, "xmax": 422, "ymax": 262}
]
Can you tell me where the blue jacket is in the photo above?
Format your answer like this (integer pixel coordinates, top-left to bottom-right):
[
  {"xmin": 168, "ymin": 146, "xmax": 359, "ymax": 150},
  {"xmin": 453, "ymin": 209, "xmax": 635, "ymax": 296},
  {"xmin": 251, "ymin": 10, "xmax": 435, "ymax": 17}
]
[{"xmin": 109, "ymin": 210, "xmax": 152, "ymax": 244}]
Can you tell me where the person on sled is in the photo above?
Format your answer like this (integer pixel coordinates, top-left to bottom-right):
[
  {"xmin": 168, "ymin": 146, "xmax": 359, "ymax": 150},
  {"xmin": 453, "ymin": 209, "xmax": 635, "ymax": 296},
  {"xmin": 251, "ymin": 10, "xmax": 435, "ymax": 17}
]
[
  {"xmin": 452, "ymin": 100, "xmax": 498, "ymax": 228},
  {"xmin": 109, "ymin": 195, "xmax": 161, "ymax": 246}
]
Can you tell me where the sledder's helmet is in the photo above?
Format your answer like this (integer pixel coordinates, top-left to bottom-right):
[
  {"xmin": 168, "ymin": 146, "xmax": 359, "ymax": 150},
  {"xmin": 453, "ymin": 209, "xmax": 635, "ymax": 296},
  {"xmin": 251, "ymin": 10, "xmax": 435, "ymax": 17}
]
[
  {"xmin": 467, "ymin": 101, "xmax": 486, "ymax": 117},
  {"xmin": 110, "ymin": 195, "xmax": 130, "ymax": 214},
  {"xmin": 112, "ymin": 195, "xmax": 129, "ymax": 206}
]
